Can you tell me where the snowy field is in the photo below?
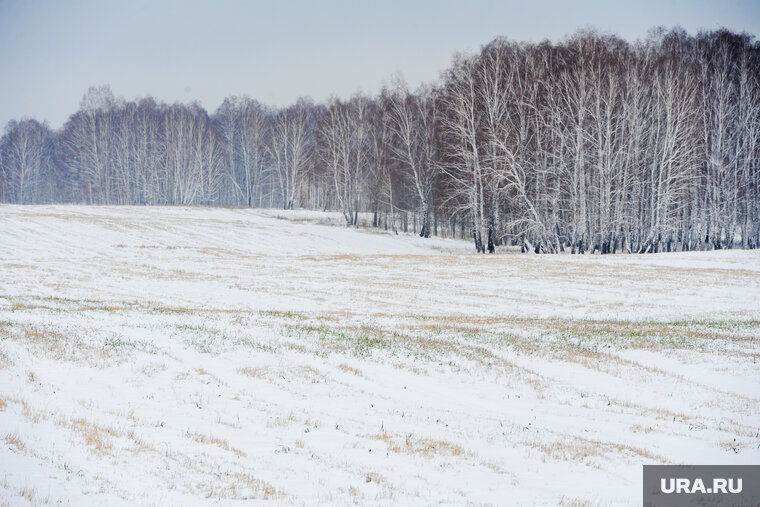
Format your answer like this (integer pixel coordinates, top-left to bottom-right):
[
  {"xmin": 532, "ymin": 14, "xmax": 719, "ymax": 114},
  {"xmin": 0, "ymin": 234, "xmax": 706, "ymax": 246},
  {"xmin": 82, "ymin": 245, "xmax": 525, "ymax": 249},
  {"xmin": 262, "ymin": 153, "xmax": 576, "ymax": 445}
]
[{"xmin": 1, "ymin": 205, "xmax": 759, "ymax": 506}]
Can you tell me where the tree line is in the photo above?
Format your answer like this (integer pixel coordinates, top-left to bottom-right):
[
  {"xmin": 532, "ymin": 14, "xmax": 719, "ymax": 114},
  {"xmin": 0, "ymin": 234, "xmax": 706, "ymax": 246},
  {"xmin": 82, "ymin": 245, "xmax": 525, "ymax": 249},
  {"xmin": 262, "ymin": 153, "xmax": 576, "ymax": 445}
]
[{"xmin": 2, "ymin": 28, "xmax": 759, "ymax": 253}]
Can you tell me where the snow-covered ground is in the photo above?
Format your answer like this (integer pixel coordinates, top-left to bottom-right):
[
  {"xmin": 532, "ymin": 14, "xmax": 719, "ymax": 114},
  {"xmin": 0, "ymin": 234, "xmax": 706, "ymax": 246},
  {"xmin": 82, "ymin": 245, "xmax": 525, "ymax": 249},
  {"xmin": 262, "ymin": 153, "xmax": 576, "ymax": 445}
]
[{"xmin": 1, "ymin": 205, "xmax": 758, "ymax": 506}]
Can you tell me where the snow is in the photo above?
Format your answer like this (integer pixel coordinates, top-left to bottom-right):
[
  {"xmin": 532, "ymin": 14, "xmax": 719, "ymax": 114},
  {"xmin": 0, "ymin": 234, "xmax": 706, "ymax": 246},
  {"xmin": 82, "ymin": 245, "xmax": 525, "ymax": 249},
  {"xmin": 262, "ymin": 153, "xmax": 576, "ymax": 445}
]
[{"xmin": 0, "ymin": 205, "xmax": 758, "ymax": 505}]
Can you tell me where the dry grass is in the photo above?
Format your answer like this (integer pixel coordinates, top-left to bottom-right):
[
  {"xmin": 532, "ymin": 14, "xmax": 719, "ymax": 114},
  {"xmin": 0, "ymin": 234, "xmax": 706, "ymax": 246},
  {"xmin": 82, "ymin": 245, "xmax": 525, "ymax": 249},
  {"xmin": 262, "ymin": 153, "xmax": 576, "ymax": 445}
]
[
  {"xmin": 20, "ymin": 400, "xmax": 43, "ymax": 423},
  {"xmin": 187, "ymin": 432, "xmax": 247, "ymax": 457},
  {"xmin": 17, "ymin": 485, "xmax": 49, "ymax": 505},
  {"xmin": 239, "ymin": 366, "xmax": 268, "ymax": 378},
  {"xmin": 364, "ymin": 471, "xmax": 388, "ymax": 485},
  {"xmin": 266, "ymin": 412, "xmax": 297, "ymax": 428},
  {"xmin": 608, "ymin": 397, "xmax": 700, "ymax": 425},
  {"xmin": 558, "ymin": 497, "xmax": 593, "ymax": 507},
  {"xmin": 294, "ymin": 365, "xmax": 326, "ymax": 383},
  {"xmin": 13, "ymin": 404, "xmax": 163, "ymax": 459},
  {"xmin": 0, "ymin": 321, "xmax": 115, "ymax": 365},
  {"xmin": 67, "ymin": 416, "xmax": 120, "ymax": 454},
  {"xmin": 337, "ymin": 363, "xmax": 363, "ymax": 377},
  {"xmin": 630, "ymin": 424, "xmax": 655, "ymax": 434},
  {"xmin": 225, "ymin": 471, "xmax": 284, "ymax": 500},
  {"xmin": 7, "ymin": 326, "xmax": 68, "ymax": 356},
  {"xmin": 217, "ymin": 415, "xmax": 241, "ymax": 429},
  {"xmin": 239, "ymin": 364, "xmax": 326, "ymax": 384},
  {"xmin": 6, "ymin": 297, "xmax": 130, "ymax": 314},
  {"xmin": 4, "ymin": 433, "xmax": 26, "ymax": 452},
  {"xmin": 533, "ymin": 434, "xmax": 666, "ymax": 463},
  {"xmin": 347, "ymin": 485, "xmax": 363, "ymax": 499},
  {"xmin": 303, "ymin": 418, "xmax": 321, "ymax": 429},
  {"xmin": 194, "ymin": 367, "xmax": 227, "ymax": 386},
  {"xmin": 370, "ymin": 433, "xmax": 465, "ymax": 457},
  {"xmin": 139, "ymin": 361, "xmax": 167, "ymax": 376}
]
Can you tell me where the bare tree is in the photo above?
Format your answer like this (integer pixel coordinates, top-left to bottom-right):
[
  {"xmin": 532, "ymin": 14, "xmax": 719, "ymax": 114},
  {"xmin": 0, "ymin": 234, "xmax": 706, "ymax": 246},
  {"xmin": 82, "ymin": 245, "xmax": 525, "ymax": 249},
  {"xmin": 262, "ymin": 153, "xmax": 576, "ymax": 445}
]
[
  {"xmin": 3, "ymin": 28, "xmax": 757, "ymax": 253},
  {"xmin": 268, "ymin": 99, "xmax": 314, "ymax": 209},
  {"xmin": 383, "ymin": 78, "xmax": 439, "ymax": 237},
  {"xmin": 0, "ymin": 119, "xmax": 53, "ymax": 203},
  {"xmin": 439, "ymin": 54, "xmax": 492, "ymax": 252}
]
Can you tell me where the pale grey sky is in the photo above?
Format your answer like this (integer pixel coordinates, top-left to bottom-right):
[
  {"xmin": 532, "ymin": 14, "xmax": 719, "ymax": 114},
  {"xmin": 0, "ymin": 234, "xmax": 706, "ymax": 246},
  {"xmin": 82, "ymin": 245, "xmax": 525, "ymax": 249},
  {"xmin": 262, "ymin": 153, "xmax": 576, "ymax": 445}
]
[{"xmin": 1, "ymin": 0, "xmax": 759, "ymax": 128}]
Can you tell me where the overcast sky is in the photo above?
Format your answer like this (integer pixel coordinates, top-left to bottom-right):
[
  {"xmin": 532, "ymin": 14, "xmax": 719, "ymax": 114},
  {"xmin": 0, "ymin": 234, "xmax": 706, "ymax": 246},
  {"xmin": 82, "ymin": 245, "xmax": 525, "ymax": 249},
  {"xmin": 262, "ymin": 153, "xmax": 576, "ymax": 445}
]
[{"xmin": 1, "ymin": 0, "xmax": 759, "ymax": 129}]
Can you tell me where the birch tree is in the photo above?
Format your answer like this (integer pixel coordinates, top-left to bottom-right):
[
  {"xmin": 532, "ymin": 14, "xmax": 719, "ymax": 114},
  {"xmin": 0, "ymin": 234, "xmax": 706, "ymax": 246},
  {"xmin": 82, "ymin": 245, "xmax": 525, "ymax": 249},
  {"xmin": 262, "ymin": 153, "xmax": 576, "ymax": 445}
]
[
  {"xmin": 383, "ymin": 79, "xmax": 439, "ymax": 237},
  {"xmin": 269, "ymin": 99, "xmax": 315, "ymax": 209},
  {"xmin": 0, "ymin": 119, "xmax": 53, "ymax": 203}
]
